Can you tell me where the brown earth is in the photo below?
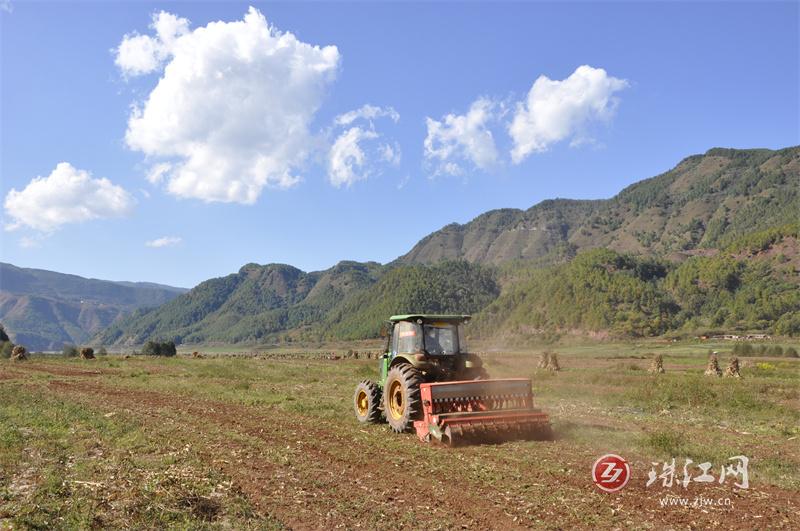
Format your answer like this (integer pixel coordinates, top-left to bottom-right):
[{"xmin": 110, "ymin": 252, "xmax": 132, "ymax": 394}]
[{"xmin": 10, "ymin": 369, "xmax": 793, "ymax": 530}]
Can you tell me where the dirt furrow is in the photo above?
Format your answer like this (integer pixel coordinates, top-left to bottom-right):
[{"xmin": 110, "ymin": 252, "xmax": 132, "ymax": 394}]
[
  {"xmin": 45, "ymin": 379, "xmax": 526, "ymax": 530},
  {"xmin": 11, "ymin": 362, "xmax": 110, "ymax": 377},
  {"xmin": 30, "ymin": 373, "xmax": 800, "ymax": 529}
]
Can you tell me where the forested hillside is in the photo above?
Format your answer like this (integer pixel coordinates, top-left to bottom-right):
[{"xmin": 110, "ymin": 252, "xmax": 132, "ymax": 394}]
[
  {"xmin": 94, "ymin": 260, "xmax": 499, "ymax": 345},
  {"xmin": 95, "ymin": 261, "xmax": 384, "ymax": 345},
  {"xmin": 471, "ymin": 224, "xmax": 800, "ymax": 342},
  {"xmin": 398, "ymin": 147, "xmax": 799, "ymax": 265},
  {"xmin": 95, "ymin": 228, "xmax": 797, "ymax": 348},
  {"xmin": 320, "ymin": 261, "xmax": 499, "ymax": 340}
]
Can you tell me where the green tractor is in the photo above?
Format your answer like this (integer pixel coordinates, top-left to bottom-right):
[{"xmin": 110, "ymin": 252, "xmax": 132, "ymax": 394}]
[{"xmin": 353, "ymin": 314, "xmax": 551, "ymax": 445}]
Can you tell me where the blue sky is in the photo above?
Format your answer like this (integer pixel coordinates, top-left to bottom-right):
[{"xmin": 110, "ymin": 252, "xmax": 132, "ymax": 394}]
[{"xmin": 1, "ymin": 1, "xmax": 798, "ymax": 288}]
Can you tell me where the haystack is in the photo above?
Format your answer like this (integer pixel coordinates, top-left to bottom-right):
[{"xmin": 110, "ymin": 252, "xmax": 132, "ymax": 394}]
[
  {"xmin": 704, "ymin": 352, "xmax": 722, "ymax": 377},
  {"xmin": 649, "ymin": 353, "xmax": 665, "ymax": 374},
  {"xmin": 537, "ymin": 351, "xmax": 550, "ymax": 369},
  {"xmin": 546, "ymin": 352, "xmax": 561, "ymax": 372},
  {"xmin": 724, "ymin": 356, "xmax": 741, "ymax": 378},
  {"xmin": 80, "ymin": 347, "xmax": 95, "ymax": 360},
  {"xmin": 11, "ymin": 345, "xmax": 27, "ymax": 361}
]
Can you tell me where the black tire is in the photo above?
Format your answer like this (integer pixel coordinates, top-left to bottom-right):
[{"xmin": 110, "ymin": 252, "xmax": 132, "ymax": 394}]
[
  {"xmin": 353, "ymin": 380, "xmax": 382, "ymax": 424},
  {"xmin": 383, "ymin": 364, "xmax": 422, "ymax": 433}
]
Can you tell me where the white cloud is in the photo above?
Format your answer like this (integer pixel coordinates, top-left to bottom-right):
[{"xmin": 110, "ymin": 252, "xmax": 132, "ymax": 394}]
[
  {"xmin": 4, "ymin": 163, "xmax": 135, "ymax": 233},
  {"xmin": 115, "ymin": 11, "xmax": 190, "ymax": 76},
  {"xmin": 509, "ymin": 65, "xmax": 628, "ymax": 163},
  {"xmin": 146, "ymin": 162, "xmax": 171, "ymax": 184},
  {"xmin": 1, "ymin": 1, "xmax": 13, "ymax": 14},
  {"xmin": 145, "ymin": 236, "xmax": 182, "ymax": 248},
  {"xmin": 327, "ymin": 104, "xmax": 400, "ymax": 187},
  {"xmin": 396, "ymin": 173, "xmax": 410, "ymax": 190},
  {"xmin": 440, "ymin": 162, "xmax": 463, "ymax": 176},
  {"xmin": 117, "ymin": 7, "xmax": 340, "ymax": 204},
  {"xmin": 379, "ymin": 142, "xmax": 402, "ymax": 166},
  {"xmin": 334, "ymin": 104, "xmax": 399, "ymax": 126},
  {"xmin": 328, "ymin": 127, "xmax": 378, "ymax": 188},
  {"xmin": 114, "ymin": 11, "xmax": 189, "ymax": 76},
  {"xmin": 424, "ymin": 97, "xmax": 500, "ymax": 176}
]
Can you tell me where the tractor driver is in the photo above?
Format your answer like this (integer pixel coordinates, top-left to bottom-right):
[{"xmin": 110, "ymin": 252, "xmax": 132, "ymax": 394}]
[{"xmin": 425, "ymin": 326, "xmax": 442, "ymax": 354}]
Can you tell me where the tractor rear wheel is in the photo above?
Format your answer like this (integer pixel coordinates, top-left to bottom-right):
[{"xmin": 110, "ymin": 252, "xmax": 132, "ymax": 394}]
[
  {"xmin": 383, "ymin": 364, "xmax": 422, "ymax": 432},
  {"xmin": 353, "ymin": 380, "xmax": 382, "ymax": 423}
]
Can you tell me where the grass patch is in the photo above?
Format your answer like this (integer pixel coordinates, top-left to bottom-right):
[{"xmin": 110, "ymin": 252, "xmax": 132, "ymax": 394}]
[
  {"xmin": 0, "ymin": 384, "xmax": 276, "ymax": 529},
  {"xmin": 645, "ymin": 429, "xmax": 690, "ymax": 457},
  {"xmin": 4, "ymin": 338, "xmax": 799, "ymax": 524},
  {"xmin": 617, "ymin": 373, "xmax": 798, "ymax": 426}
]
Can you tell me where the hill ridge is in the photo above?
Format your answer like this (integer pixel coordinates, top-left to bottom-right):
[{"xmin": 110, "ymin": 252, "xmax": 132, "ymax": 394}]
[
  {"xmin": 397, "ymin": 146, "xmax": 799, "ymax": 265},
  {"xmin": 3, "ymin": 145, "xmax": 798, "ymax": 348}
]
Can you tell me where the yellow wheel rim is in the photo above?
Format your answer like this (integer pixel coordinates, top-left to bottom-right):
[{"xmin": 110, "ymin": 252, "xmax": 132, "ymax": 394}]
[
  {"xmin": 388, "ymin": 379, "xmax": 404, "ymax": 419},
  {"xmin": 356, "ymin": 389, "xmax": 369, "ymax": 417}
]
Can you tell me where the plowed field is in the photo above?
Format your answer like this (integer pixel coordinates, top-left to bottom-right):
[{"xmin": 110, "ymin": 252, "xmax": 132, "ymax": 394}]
[{"xmin": 2, "ymin": 345, "xmax": 798, "ymax": 529}]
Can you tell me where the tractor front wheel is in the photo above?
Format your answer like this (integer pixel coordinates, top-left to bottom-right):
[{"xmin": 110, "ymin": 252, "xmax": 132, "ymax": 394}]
[
  {"xmin": 383, "ymin": 364, "xmax": 422, "ymax": 432},
  {"xmin": 353, "ymin": 380, "xmax": 382, "ymax": 423}
]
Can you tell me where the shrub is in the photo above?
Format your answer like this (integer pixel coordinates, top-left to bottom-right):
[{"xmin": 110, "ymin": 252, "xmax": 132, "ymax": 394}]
[
  {"xmin": 142, "ymin": 341, "xmax": 159, "ymax": 356},
  {"xmin": 142, "ymin": 340, "xmax": 177, "ymax": 357},
  {"xmin": 775, "ymin": 311, "xmax": 800, "ymax": 336},
  {"xmin": 785, "ymin": 347, "xmax": 799, "ymax": 358},
  {"xmin": 97, "ymin": 347, "xmax": 108, "ymax": 356},
  {"xmin": 163, "ymin": 341, "xmax": 177, "ymax": 357},
  {"xmin": 1, "ymin": 341, "xmax": 13, "ymax": 359},
  {"xmin": 62, "ymin": 344, "xmax": 79, "ymax": 358},
  {"xmin": 732, "ymin": 343, "xmax": 753, "ymax": 356},
  {"xmin": 767, "ymin": 345, "xmax": 784, "ymax": 357}
]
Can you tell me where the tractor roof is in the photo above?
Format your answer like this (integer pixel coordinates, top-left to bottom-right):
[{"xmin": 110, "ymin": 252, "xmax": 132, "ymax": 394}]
[{"xmin": 389, "ymin": 314, "xmax": 471, "ymax": 323}]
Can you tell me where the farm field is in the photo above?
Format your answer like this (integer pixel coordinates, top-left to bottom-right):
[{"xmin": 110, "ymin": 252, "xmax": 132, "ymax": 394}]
[{"xmin": 1, "ymin": 342, "xmax": 798, "ymax": 529}]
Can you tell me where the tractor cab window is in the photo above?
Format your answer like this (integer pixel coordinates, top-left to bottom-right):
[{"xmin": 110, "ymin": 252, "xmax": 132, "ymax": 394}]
[
  {"xmin": 423, "ymin": 323, "xmax": 459, "ymax": 355},
  {"xmin": 392, "ymin": 321, "xmax": 422, "ymax": 355}
]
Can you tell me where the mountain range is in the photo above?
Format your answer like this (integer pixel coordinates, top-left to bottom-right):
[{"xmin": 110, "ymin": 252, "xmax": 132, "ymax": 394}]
[
  {"xmin": 0, "ymin": 263, "xmax": 185, "ymax": 350},
  {"xmin": 2, "ymin": 146, "xmax": 798, "ymax": 349},
  {"xmin": 398, "ymin": 147, "xmax": 798, "ymax": 264}
]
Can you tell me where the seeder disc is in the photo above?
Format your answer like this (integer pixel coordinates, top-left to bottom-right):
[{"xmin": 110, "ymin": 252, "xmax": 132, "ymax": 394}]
[{"xmin": 443, "ymin": 425, "xmax": 464, "ymax": 447}]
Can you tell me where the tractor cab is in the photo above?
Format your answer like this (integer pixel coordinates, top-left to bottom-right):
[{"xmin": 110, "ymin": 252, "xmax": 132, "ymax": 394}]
[
  {"xmin": 380, "ymin": 314, "xmax": 486, "ymax": 384},
  {"xmin": 388, "ymin": 314, "xmax": 467, "ymax": 356}
]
